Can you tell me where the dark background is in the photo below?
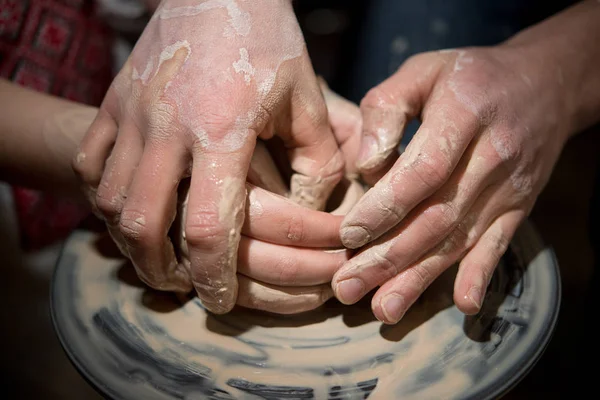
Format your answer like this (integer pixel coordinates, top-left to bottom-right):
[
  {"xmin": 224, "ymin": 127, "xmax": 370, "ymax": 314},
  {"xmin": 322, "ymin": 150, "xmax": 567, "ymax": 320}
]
[{"xmin": 1, "ymin": 1, "xmax": 598, "ymax": 398}]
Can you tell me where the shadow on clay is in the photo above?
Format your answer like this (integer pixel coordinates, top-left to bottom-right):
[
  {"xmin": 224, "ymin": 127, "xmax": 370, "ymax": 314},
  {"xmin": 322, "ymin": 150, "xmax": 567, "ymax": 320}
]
[
  {"xmin": 101, "ymin": 227, "xmax": 453, "ymax": 343},
  {"xmin": 94, "ymin": 220, "xmax": 533, "ymax": 346},
  {"xmin": 115, "ymin": 262, "xmax": 146, "ymax": 289},
  {"xmin": 92, "ymin": 231, "xmax": 124, "ymax": 259},
  {"xmin": 463, "ymin": 237, "xmax": 542, "ymax": 343},
  {"xmin": 202, "ymin": 292, "xmax": 383, "ymax": 337},
  {"xmin": 380, "ymin": 265, "xmax": 457, "ymax": 343}
]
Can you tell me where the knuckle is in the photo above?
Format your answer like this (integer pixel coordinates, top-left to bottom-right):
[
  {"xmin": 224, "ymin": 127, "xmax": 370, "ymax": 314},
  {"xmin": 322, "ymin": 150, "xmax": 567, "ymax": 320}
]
[
  {"xmin": 424, "ymin": 201, "xmax": 461, "ymax": 232},
  {"xmin": 95, "ymin": 186, "xmax": 122, "ymax": 219},
  {"xmin": 185, "ymin": 209, "xmax": 229, "ymax": 247},
  {"xmin": 409, "ymin": 151, "xmax": 452, "ymax": 190},
  {"xmin": 405, "ymin": 264, "xmax": 433, "ymax": 292},
  {"xmin": 372, "ymin": 251, "xmax": 400, "ymax": 280},
  {"xmin": 146, "ymin": 102, "xmax": 177, "ymax": 140},
  {"xmin": 490, "ymin": 127, "xmax": 521, "ymax": 164},
  {"xmin": 198, "ymin": 112, "xmax": 233, "ymax": 136},
  {"xmin": 192, "ymin": 109, "xmax": 259, "ymax": 150},
  {"xmin": 374, "ymin": 196, "xmax": 403, "ymax": 222},
  {"xmin": 361, "ymin": 86, "xmax": 395, "ymax": 110},
  {"xmin": 119, "ymin": 209, "xmax": 155, "ymax": 243},
  {"xmin": 284, "ymin": 214, "xmax": 306, "ymax": 244}
]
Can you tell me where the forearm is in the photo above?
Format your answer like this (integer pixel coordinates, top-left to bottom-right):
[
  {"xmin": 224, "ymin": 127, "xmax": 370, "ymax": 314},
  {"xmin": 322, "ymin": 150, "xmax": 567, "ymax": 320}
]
[
  {"xmin": 503, "ymin": 0, "xmax": 600, "ymax": 139},
  {"xmin": 0, "ymin": 79, "xmax": 97, "ymax": 196}
]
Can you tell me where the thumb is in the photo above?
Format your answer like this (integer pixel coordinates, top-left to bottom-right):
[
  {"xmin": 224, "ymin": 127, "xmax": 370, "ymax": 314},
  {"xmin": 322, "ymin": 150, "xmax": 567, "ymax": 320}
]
[{"xmin": 357, "ymin": 52, "xmax": 446, "ymax": 175}]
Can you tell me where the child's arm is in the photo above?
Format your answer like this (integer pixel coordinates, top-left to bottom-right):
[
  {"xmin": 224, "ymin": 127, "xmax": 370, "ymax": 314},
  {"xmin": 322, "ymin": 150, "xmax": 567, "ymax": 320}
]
[{"xmin": 0, "ymin": 79, "xmax": 97, "ymax": 196}]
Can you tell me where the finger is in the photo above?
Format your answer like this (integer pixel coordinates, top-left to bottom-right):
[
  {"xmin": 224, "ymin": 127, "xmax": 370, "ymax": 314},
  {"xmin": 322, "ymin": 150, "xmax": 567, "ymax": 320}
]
[
  {"xmin": 284, "ymin": 75, "xmax": 345, "ymax": 210},
  {"xmin": 237, "ymin": 236, "xmax": 350, "ymax": 286},
  {"xmin": 370, "ymin": 227, "xmax": 468, "ymax": 324},
  {"xmin": 247, "ymin": 140, "xmax": 288, "ymax": 196},
  {"xmin": 333, "ymin": 138, "xmax": 494, "ymax": 305},
  {"xmin": 119, "ymin": 140, "xmax": 191, "ymax": 292},
  {"xmin": 453, "ymin": 210, "xmax": 524, "ymax": 315},
  {"xmin": 356, "ymin": 52, "xmax": 445, "ymax": 174},
  {"xmin": 370, "ymin": 185, "xmax": 523, "ymax": 323},
  {"xmin": 243, "ymin": 183, "xmax": 344, "ymax": 247},
  {"xmin": 185, "ymin": 146, "xmax": 253, "ymax": 314},
  {"xmin": 93, "ymin": 123, "xmax": 143, "ymax": 257},
  {"xmin": 341, "ymin": 99, "xmax": 481, "ymax": 249},
  {"xmin": 236, "ymin": 274, "xmax": 333, "ymax": 315},
  {"xmin": 95, "ymin": 122, "xmax": 143, "ymax": 223},
  {"xmin": 368, "ymin": 192, "xmax": 492, "ymax": 324},
  {"xmin": 72, "ymin": 110, "xmax": 118, "ymax": 213},
  {"xmin": 319, "ymin": 77, "xmax": 362, "ymax": 176}
]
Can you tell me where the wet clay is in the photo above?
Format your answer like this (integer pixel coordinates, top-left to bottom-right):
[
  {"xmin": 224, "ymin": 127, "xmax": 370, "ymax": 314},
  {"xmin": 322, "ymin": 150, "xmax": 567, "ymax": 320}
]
[{"xmin": 52, "ymin": 220, "xmax": 560, "ymax": 399}]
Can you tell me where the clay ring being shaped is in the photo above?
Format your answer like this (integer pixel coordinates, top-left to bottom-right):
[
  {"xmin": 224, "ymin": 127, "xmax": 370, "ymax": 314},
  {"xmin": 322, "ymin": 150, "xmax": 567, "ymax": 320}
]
[{"xmin": 51, "ymin": 219, "xmax": 560, "ymax": 399}]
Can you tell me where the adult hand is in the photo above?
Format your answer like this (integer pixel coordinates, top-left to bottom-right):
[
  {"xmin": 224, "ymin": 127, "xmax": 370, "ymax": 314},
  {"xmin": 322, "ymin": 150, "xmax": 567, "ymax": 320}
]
[
  {"xmin": 334, "ymin": 45, "xmax": 570, "ymax": 323},
  {"xmin": 72, "ymin": 0, "xmax": 344, "ymax": 314},
  {"xmin": 233, "ymin": 84, "xmax": 364, "ymax": 314}
]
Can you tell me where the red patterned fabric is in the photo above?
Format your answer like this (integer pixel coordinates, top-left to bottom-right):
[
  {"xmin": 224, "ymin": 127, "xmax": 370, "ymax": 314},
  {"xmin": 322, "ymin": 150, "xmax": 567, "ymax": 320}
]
[{"xmin": 1, "ymin": 0, "xmax": 113, "ymax": 249}]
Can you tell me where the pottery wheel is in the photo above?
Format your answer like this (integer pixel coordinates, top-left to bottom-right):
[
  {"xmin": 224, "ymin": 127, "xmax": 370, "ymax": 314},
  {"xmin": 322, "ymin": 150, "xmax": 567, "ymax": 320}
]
[{"xmin": 51, "ymin": 219, "xmax": 560, "ymax": 400}]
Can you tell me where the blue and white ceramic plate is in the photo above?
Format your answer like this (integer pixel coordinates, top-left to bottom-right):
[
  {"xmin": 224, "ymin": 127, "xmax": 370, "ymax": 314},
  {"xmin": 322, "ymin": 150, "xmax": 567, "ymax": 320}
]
[{"xmin": 51, "ymin": 220, "xmax": 560, "ymax": 400}]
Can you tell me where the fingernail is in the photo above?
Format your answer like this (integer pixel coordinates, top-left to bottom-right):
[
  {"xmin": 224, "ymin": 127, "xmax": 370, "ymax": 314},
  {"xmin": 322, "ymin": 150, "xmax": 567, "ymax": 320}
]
[
  {"xmin": 335, "ymin": 278, "xmax": 365, "ymax": 304},
  {"xmin": 357, "ymin": 135, "xmax": 380, "ymax": 167},
  {"xmin": 341, "ymin": 226, "xmax": 371, "ymax": 249},
  {"xmin": 467, "ymin": 286, "xmax": 482, "ymax": 310},
  {"xmin": 201, "ymin": 297, "xmax": 233, "ymax": 315},
  {"xmin": 381, "ymin": 293, "xmax": 406, "ymax": 323},
  {"xmin": 194, "ymin": 285, "xmax": 235, "ymax": 315}
]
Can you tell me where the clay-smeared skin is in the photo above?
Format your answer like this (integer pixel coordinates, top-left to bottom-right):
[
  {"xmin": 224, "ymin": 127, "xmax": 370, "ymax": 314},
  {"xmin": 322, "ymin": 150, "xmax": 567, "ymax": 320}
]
[
  {"xmin": 173, "ymin": 148, "xmax": 363, "ymax": 314},
  {"xmin": 69, "ymin": 73, "xmax": 363, "ymax": 316},
  {"xmin": 333, "ymin": 6, "xmax": 600, "ymax": 322},
  {"xmin": 73, "ymin": 0, "xmax": 345, "ymax": 315},
  {"xmin": 53, "ymin": 222, "xmax": 560, "ymax": 399},
  {"xmin": 334, "ymin": 0, "xmax": 600, "ymax": 324}
]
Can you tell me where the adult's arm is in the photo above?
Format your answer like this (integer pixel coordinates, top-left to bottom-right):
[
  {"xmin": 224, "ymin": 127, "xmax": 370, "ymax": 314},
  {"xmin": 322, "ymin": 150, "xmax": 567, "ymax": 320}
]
[
  {"xmin": 73, "ymin": 0, "xmax": 345, "ymax": 314},
  {"xmin": 333, "ymin": 0, "xmax": 600, "ymax": 323}
]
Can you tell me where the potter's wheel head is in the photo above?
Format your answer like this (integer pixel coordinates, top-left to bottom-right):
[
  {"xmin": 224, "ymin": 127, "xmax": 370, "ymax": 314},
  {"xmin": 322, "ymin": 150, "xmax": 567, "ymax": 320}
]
[{"xmin": 51, "ymin": 219, "xmax": 560, "ymax": 400}]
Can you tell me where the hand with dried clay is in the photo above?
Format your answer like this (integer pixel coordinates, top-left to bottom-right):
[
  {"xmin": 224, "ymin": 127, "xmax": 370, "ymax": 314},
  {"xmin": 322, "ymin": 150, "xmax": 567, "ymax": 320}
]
[
  {"xmin": 72, "ymin": 0, "xmax": 344, "ymax": 314},
  {"xmin": 334, "ymin": 0, "xmax": 600, "ymax": 324},
  {"xmin": 223, "ymin": 82, "xmax": 364, "ymax": 314}
]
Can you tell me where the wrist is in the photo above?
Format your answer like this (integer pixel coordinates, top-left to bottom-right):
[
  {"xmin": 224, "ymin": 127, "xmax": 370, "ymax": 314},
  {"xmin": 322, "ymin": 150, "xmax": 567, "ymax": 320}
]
[{"xmin": 501, "ymin": 0, "xmax": 600, "ymax": 141}]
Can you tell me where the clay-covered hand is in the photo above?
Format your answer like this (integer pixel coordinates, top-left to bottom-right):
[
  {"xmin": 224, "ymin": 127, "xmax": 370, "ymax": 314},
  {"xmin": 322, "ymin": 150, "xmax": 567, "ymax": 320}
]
[
  {"xmin": 199, "ymin": 85, "xmax": 365, "ymax": 315},
  {"xmin": 334, "ymin": 45, "xmax": 571, "ymax": 323},
  {"xmin": 72, "ymin": 0, "xmax": 344, "ymax": 314},
  {"xmin": 182, "ymin": 180, "xmax": 359, "ymax": 315}
]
